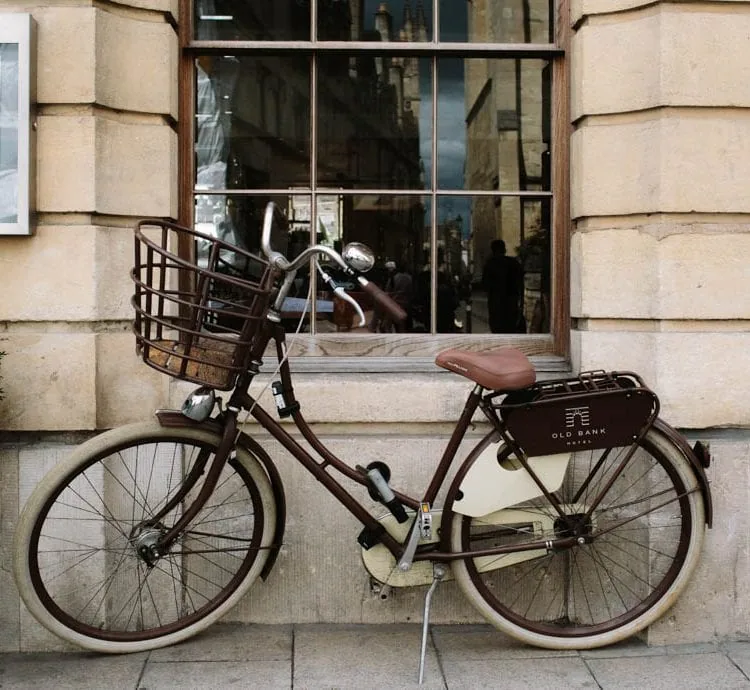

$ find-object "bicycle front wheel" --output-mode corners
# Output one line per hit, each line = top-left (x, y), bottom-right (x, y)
(449, 428), (705, 649)
(14, 421), (277, 653)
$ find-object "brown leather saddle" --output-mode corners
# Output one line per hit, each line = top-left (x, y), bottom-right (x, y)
(435, 348), (536, 391)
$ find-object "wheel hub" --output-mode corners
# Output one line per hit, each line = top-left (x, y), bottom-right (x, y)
(553, 512), (594, 544)
(131, 524), (166, 567)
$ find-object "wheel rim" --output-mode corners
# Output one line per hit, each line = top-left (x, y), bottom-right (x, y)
(459, 438), (694, 637)
(27, 436), (264, 642)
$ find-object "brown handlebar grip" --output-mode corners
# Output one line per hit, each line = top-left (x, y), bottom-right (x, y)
(360, 279), (407, 324)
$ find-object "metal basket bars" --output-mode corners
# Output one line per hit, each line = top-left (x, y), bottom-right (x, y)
(132, 219), (275, 390)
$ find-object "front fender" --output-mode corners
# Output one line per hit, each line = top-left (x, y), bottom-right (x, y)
(155, 410), (287, 579)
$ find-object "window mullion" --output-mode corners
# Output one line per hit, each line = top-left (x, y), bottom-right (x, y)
(310, 51), (319, 334)
(430, 53), (438, 335)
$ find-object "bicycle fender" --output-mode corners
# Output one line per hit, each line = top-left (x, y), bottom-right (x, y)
(155, 410), (287, 579)
(651, 418), (713, 528)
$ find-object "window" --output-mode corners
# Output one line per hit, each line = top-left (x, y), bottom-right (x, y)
(181, 0), (569, 358)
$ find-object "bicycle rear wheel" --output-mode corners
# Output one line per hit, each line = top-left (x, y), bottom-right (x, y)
(14, 421), (276, 653)
(449, 428), (705, 649)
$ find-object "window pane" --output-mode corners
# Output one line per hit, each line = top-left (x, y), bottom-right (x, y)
(464, 196), (551, 334)
(194, 193), (310, 333)
(440, 0), (553, 44)
(194, 0), (309, 40)
(195, 56), (310, 191)
(319, 0), (432, 42)
(194, 193), (292, 258)
(326, 194), (429, 334)
(438, 58), (551, 192)
(317, 55), (432, 190)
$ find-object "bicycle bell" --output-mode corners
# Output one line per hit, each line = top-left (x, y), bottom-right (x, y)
(342, 242), (375, 273)
(181, 386), (216, 422)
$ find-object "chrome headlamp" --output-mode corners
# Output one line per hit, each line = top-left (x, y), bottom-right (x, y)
(181, 386), (216, 422)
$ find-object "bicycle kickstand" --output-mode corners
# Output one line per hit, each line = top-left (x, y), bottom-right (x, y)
(418, 562), (448, 685)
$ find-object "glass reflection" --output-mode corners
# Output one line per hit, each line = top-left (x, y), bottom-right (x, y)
(195, 56), (310, 192)
(194, 0), (310, 40)
(270, 194), (430, 334)
(440, 0), (552, 43)
(317, 55), (431, 189)
(319, 0), (432, 42)
(193, 193), (292, 258)
(344, 194), (428, 334)
(461, 196), (551, 334)
(438, 58), (551, 192)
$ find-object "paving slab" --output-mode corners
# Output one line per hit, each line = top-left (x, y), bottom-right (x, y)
(586, 651), (750, 689)
(138, 660), (290, 689)
(442, 657), (598, 689)
(148, 623), (292, 663)
(292, 624), (444, 690)
(0, 651), (147, 690)
(2, 624), (749, 690)
(580, 638), (670, 659)
(432, 624), (578, 660)
(723, 641), (750, 677)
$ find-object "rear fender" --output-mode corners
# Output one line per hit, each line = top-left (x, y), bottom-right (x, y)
(652, 418), (713, 528)
(155, 410), (287, 579)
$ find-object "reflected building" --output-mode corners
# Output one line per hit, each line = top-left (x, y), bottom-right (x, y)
(195, 0), (427, 275)
(464, 0), (552, 332)
(317, 1), (427, 270)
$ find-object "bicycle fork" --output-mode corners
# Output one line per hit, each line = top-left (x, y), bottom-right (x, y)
(132, 411), (239, 566)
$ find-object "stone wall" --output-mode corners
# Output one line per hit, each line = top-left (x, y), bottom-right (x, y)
(0, 2), (177, 432)
(570, 0), (750, 644)
(0, 0), (177, 650)
(570, 0), (750, 426)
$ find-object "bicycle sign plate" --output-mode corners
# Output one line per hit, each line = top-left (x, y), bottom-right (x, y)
(502, 388), (658, 456)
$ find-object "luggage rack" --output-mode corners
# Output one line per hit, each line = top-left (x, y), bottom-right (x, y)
(488, 370), (652, 408)
(488, 371), (660, 457)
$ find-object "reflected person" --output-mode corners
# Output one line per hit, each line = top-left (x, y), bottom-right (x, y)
(481, 239), (525, 333)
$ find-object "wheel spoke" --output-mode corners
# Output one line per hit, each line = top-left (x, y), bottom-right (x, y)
(23, 429), (271, 645)
(453, 432), (701, 643)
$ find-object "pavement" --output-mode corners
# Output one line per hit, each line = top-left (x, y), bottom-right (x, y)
(2, 623), (750, 689)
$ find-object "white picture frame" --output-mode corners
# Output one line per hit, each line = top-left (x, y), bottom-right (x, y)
(0, 13), (35, 236)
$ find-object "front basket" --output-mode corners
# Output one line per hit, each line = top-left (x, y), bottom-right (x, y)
(131, 219), (275, 390)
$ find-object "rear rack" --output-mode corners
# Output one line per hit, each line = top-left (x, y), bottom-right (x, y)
(489, 371), (659, 457)
(489, 370), (649, 407)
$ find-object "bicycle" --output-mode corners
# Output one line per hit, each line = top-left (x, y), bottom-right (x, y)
(13, 202), (712, 682)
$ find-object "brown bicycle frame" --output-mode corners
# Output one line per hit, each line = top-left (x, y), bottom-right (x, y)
(159, 313), (685, 566)
(155, 317), (582, 566)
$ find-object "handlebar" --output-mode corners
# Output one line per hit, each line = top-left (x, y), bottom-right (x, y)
(261, 201), (407, 327)
(358, 278), (408, 324)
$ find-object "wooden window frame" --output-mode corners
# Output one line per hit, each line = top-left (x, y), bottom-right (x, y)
(178, 0), (571, 365)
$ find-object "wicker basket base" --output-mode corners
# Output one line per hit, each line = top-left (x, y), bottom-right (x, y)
(146, 338), (238, 389)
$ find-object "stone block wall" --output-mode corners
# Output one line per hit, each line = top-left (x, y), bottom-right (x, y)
(570, 0), (750, 426)
(0, 0), (178, 650)
(570, 0), (750, 644)
(0, 2), (177, 433)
